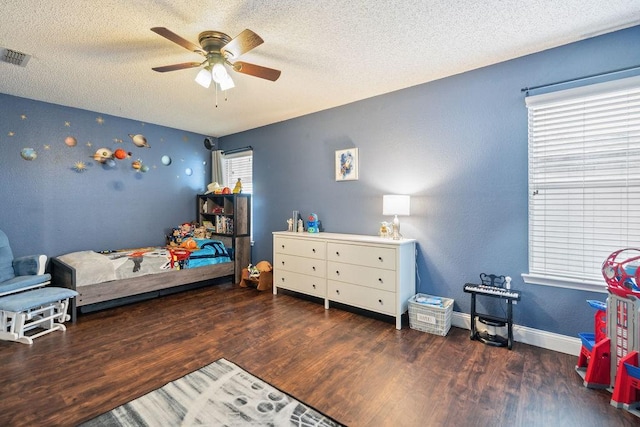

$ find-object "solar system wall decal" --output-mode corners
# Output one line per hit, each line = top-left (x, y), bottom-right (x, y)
(8, 111), (193, 180)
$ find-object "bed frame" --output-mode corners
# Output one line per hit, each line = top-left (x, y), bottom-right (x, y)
(51, 257), (234, 321)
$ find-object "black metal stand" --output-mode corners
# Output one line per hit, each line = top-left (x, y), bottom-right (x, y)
(464, 273), (521, 350)
(469, 292), (516, 349)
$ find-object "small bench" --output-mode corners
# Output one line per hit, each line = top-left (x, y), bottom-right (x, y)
(0, 287), (78, 344)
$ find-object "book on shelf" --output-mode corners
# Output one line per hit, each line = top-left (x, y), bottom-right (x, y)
(214, 216), (234, 234)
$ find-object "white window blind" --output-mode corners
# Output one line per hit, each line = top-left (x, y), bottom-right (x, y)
(223, 151), (253, 194)
(524, 75), (640, 291)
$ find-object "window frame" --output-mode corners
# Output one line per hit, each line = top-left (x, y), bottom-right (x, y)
(523, 75), (640, 293)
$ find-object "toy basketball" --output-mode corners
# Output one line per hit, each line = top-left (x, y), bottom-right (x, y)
(602, 248), (640, 298)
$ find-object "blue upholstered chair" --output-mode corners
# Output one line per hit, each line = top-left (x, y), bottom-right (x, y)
(0, 229), (78, 344)
(0, 229), (51, 296)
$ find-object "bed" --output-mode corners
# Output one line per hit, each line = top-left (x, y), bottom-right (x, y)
(51, 239), (235, 321)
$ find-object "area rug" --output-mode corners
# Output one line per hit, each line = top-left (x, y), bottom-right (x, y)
(81, 358), (344, 426)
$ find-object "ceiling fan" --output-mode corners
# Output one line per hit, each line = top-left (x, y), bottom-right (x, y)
(150, 27), (281, 90)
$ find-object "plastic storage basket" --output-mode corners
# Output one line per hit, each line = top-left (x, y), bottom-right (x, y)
(408, 293), (454, 336)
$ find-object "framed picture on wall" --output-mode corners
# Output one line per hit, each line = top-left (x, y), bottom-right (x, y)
(335, 148), (359, 181)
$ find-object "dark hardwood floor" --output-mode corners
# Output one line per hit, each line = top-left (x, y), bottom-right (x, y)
(0, 282), (636, 426)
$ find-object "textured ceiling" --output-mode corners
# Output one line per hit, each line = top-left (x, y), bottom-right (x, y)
(1, 1), (639, 137)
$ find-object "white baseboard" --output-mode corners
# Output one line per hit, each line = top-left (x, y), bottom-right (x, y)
(451, 311), (582, 356)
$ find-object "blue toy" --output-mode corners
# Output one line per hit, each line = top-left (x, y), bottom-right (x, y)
(307, 213), (320, 233)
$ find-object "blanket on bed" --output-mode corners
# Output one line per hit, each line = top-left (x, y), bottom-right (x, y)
(57, 239), (231, 287)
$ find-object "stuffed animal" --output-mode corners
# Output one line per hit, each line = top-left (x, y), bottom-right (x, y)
(256, 260), (273, 272)
(180, 238), (198, 250)
(193, 226), (206, 239)
(247, 260), (273, 278)
(179, 222), (193, 237)
(167, 228), (183, 247)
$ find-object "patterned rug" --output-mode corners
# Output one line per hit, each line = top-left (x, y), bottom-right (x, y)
(81, 358), (343, 427)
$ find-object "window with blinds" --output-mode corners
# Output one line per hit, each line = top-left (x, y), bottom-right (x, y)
(523, 75), (640, 292)
(224, 151), (253, 194)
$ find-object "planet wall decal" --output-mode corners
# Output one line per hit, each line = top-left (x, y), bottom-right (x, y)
(161, 155), (171, 166)
(129, 134), (150, 148)
(64, 136), (77, 147)
(114, 148), (131, 160)
(20, 147), (37, 160)
(92, 148), (114, 163)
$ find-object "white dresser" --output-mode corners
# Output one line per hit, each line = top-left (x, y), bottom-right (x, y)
(273, 231), (416, 329)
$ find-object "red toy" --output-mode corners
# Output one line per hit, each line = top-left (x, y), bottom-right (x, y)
(576, 300), (610, 388)
(602, 248), (640, 298)
(611, 351), (640, 416)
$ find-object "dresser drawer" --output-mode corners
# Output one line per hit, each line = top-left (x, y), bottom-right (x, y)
(274, 270), (326, 298)
(274, 236), (326, 259)
(275, 253), (326, 278)
(328, 280), (395, 316)
(327, 242), (396, 270)
(327, 261), (396, 292)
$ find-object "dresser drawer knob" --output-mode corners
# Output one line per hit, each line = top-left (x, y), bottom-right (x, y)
(378, 256), (383, 262)
(280, 277), (285, 282)
(335, 251), (340, 256)
(335, 270), (340, 276)
(312, 284), (316, 289)
(281, 244), (285, 249)
(378, 299), (383, 305)
(378, 278), (383, 283)
(312, 266), (316, 271)
(281, 261), (285, 266)
(336, 290), (340, 295)
(312, 248), (316, 253)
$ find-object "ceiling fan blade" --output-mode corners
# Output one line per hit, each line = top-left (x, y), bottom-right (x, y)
(221, 29), (263, 58)
(232, 61), (281, 81)
(152, 62), (202, 72)
(151, 27), (203, 54)
(233, 61), (280, 82)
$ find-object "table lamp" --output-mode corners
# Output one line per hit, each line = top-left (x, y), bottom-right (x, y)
(383, 195), (410, 240)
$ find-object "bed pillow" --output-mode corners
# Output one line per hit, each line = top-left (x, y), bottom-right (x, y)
(57, 251), (117, 287)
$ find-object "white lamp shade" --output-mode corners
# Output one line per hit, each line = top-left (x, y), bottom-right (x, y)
(212, 63), (229, 83)
(195, 68), (212, 88)
(219, 73), (235, 91)
(383, 195), (410, 216)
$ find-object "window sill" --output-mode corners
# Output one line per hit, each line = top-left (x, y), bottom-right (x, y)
(521, 273), (608, 294)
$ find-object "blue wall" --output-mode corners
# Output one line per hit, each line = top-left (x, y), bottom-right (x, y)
(219, 25), (640, 337)
(0, 95), (212, 257)
(1, 26), (638, 337)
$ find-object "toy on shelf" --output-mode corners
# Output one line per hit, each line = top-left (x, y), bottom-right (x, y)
(205, 182), (222, 194)
(307, 213), (319, 233)
(575, 300), (610, 388)
(233, 178), (242, 194)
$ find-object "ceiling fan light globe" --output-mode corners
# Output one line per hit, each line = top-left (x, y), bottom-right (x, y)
(195, 68), (212, 88)
(211, 63), (229, 83)
(219, 74), (235, 91)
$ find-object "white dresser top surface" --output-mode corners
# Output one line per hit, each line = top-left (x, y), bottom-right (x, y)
(273, 231), (416, 246)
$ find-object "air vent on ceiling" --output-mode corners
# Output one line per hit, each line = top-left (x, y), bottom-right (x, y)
(1, 47), (31, 67)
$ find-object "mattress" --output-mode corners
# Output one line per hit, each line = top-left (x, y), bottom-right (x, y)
(57, 239), (231, 287)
